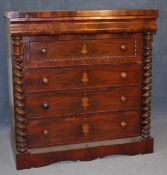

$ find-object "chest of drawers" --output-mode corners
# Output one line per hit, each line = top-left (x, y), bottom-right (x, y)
(5, 10), (158, 169)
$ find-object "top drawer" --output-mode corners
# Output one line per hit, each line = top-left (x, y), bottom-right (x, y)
(26, 34), (142, 67)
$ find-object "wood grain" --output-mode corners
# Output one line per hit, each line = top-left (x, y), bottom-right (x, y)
(30, 37), (136, 61)
(24, 64), (141, 93)
(15, 138), (153, 170)
(27, 110), (140, 148)
(5, 10), (159, 36)
(5, 9), (158, 170)
(141, 32), (153, 138)
(12, 36), (28, 153)
(25, 33), (142, 67)
(26, 86), (141, 118)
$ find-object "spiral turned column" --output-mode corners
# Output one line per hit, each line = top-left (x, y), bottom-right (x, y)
(13, 36), (28, 153)
(141, 32), (153, 138)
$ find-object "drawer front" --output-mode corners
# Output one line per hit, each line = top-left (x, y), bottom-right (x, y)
(30, 38), (135, 60)
(27, 110), (141, 148)
(25, 64), (141, 93)
(26, 33), (142, 67)
(26, 86), (141, 117)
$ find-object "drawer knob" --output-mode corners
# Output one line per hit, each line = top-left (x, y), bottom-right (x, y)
(43, 129), (49, 136)
(81, 43), (88, 55)
(82, 122), (90, 137)
(121, 44), (128, 51)
(42, 103), (50, 110)
(42, 77), (49, 85)
(41, 48), (47, 55)
(81, 71), (89, 85)
(121, 72), (128, 79)
(120, 121), (128, 128)
(81, 93), (90, 111)
(121, 96), (127, 103)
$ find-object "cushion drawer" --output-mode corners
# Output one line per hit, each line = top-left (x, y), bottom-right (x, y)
(25, 64), (141, 93)
(27, 33), (142, 67)
(30, 38), (135, 60)
(27, 110), (140, 148)
(26, 86), (141, 118)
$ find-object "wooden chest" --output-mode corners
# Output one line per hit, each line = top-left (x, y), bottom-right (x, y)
(5, 10), (159, 169)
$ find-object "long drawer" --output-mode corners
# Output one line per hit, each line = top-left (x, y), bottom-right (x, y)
(30, 36), (136, 61)
(24, 64), (141, 93)
(26, 86), (141, 118)
(27, 110), (141, 148)
(26, 33), (142, 68)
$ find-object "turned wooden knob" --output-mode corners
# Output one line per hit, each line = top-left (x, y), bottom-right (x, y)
(42, 77), (49, 85)
(42, 103), (50, 110)
(120, 121), (128, 128)
(121, 96), (127, 103)
(121, 72), (128, 79)
(121, 44), (128, 51)
(41, 48), (47, 55)
(43, 129), (49, 136)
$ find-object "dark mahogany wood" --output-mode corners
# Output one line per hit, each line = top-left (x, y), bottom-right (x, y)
(26, 86), (141, 117)
(25, 33), (142, 68)
(5, 10), (158, 169)
(30, 36), (135, 60)
(5, 10), (159, 36)
(24, 64), (141, 93)
(6, 10), (158, 18)
(27, 110), (140, 148)
(15, 138), (153, 170)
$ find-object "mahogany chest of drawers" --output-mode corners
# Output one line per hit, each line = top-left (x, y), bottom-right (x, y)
(5, 10), (158, 169)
